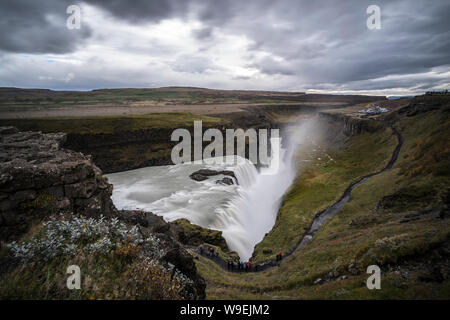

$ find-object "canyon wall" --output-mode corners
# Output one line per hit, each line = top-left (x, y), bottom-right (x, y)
(318, 112), (384, 136)
(63, 112), (274, 174)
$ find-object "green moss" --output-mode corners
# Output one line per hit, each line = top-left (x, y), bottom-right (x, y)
(170, 219), (229, 252)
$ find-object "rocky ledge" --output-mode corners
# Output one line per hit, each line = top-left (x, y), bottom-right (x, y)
(0, 126), (115, 241)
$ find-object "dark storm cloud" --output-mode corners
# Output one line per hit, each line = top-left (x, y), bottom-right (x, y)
(86, 0), (449, 89)
(0, 0), (449, 93)
(85, 0), (189, 22)
(0, 0), (92, 54)
(220, 0), (450, 86)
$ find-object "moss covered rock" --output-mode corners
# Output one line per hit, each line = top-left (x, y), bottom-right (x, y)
(170, 219), (229, 252)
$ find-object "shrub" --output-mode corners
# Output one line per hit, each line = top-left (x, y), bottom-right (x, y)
(7, 215), (145, 263)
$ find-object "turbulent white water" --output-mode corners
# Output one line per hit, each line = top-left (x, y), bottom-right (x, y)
(107, 120), (316, 261)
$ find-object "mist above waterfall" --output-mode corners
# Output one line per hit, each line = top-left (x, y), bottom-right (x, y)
(107, 118), (322, 261)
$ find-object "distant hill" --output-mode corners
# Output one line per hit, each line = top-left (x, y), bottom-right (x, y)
(0, 86), (385, 107)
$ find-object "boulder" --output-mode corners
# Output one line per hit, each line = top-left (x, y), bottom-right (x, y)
(117, 210), (171, 234)
(189, 169), (238, 184)
(170, 218), (229, 252)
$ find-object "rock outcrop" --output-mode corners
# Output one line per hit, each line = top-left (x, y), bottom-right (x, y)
(145, 232), (206, 299)
(0, 127), (115, 241)
(189, 169), (237, 183)
(169, 218), (229, 252)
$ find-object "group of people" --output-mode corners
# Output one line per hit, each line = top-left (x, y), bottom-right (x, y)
(198, 244), (284, 272)
(227, 260), (258, 272)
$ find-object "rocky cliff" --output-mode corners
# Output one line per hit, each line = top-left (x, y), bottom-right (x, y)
(318, 112), (384, 136)
(62, 118), (267, 174)
(0, 126), (115, 241)
(0, 127), (205, 299)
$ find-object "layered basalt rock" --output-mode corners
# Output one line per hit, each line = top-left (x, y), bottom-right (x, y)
(0, 126), (115, 241)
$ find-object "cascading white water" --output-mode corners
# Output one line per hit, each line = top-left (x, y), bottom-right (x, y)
(106, 119), (318, 261)
(211, 138), (296, 260)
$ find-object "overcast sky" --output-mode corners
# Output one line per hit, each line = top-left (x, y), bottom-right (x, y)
(0, 0), (449, 95)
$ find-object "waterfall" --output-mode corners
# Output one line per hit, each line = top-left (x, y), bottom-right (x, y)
(213, 138), (297, 261)
(107, 119), (318, 262)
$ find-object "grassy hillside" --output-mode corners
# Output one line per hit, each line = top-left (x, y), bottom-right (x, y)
(195, 96), (450, 299)
(251, 123), (398, 263)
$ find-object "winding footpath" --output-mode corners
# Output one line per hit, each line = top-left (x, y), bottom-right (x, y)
(190, 122), (403, 273)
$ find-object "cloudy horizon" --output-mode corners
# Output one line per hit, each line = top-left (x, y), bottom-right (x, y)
(0, 0), (449, 96)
